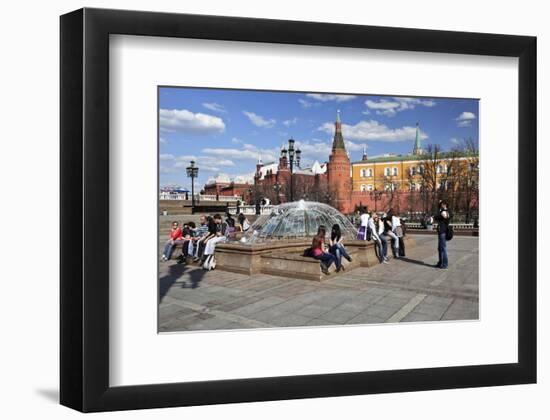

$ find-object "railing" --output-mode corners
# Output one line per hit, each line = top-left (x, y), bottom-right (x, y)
(227, 205), (275, 215)
(159, 193), (241, 202)
(406, 222), (476, 230)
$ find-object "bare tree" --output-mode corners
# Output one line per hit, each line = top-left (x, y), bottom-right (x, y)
(456, 138), (479, 223)
(419, 144), (443, 213)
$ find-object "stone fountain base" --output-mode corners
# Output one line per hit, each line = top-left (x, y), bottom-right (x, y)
(215, 237), (415, 281)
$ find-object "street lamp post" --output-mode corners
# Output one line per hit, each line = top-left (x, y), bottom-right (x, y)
(273, 182), (282, 204)
(286, 138), (301, 202)
(186, 160), (199, 214)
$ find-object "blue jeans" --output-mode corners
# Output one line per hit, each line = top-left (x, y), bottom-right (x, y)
(377, 234), (389, 260)
(438, 233), (448, 268)
(163, 239), (181, 259)
(330, 244), (350, 269)
(314, 252), (336, 269)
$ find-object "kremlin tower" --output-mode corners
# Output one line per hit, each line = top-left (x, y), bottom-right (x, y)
(327, 110), (352, 213)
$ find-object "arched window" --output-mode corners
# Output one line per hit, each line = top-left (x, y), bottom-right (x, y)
(367, 168), (373, 177)
(360, 184), (367, 192)
(410, 183), (416, 191)
(437, 164), (443, 174)
(392, 167), (398, 176)
(367, 184), (374, 191)
(360, 169), (367, 177)
(384, 167), (391, 176)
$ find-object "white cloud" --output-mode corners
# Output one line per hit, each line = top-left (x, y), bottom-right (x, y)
(318, 119), (428, 143)
(306, 94), (357, 102)
(365, 97), (436, 117)
(243, 111), (276, 128)
(202, 102), (226, 113)
(160, 154), (235, 174)
(450, 138), (461, 145)
(298, 98), (319, 109)
(283, 117), (298, 127)
(345, 140), (365, 152)
(159, 109), (225, 134)
(455, 111), (476, 127)
(231, 137), (244, 144)
(202, 145), (278, 163)
(160, 166), (179, 174)
(159, 137), (167, 144)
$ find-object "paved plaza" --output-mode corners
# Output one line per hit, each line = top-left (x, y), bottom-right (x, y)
(159, 235), (479, 332)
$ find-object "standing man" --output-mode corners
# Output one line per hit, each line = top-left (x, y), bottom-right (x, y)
(434, 200), (452, 269)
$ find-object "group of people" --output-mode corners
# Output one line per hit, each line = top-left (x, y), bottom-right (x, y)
(307, 224), (352, 274)
(358, 207), (405, 264)
(162, 201), (453, 273)
(357, 200), (452, 269)
(161, 212), (251, 270)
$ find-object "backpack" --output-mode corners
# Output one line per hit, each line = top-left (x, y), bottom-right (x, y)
(445, 225), (454, 241)
(366, 226), (373, 241)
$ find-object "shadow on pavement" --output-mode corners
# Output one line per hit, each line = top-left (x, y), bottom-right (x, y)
(398, 256), (437, 268)
(159, 260), (208, 302)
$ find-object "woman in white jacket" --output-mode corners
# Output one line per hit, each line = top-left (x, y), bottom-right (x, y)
(368, 212), (388, 263)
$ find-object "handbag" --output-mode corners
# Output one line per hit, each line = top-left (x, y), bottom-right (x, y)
(445, 225), (454, 241)
(356, 225), (367, 240)
(395, 225), (404, 238)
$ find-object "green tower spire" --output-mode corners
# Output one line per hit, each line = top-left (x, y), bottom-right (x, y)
(413, 122), (422, 155)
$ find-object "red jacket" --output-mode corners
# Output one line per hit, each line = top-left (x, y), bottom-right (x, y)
(170, 227), (183, 241)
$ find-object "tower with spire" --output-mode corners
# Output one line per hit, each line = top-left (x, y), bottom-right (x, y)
(362, 144), (368, 161)
(412, 122), (423, 155)
(327, 110), (352, 213)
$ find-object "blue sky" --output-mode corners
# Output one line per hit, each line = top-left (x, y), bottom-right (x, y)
(159, 87), (479, 189)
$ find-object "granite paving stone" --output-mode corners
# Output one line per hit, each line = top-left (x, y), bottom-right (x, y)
(158, 235), (479, 331)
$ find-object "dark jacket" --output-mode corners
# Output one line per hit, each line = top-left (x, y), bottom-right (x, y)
(435, 208), (452, 234)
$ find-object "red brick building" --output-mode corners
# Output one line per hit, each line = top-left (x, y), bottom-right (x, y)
(253, 110), (352, 214)
(202, 173), (253, 200)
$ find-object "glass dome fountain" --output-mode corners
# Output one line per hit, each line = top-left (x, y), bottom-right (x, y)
(238, 200), (357, 244)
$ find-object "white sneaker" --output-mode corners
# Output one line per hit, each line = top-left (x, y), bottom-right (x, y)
(382, 260), (389, 264)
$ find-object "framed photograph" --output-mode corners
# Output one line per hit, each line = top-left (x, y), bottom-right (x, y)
(60, 8), (536, 412)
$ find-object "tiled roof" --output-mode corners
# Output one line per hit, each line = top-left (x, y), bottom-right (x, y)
(352, 151), (477, 164)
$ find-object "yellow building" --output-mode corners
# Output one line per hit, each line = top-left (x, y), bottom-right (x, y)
(351, 124), (478, 194)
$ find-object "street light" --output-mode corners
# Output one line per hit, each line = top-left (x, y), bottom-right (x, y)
(186, 160), (199, 214)
(286, 138), (301, 201)
(248, 187), (261, 215)
(273, 182), (282, 204)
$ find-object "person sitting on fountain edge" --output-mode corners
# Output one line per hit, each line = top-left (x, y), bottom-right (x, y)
(329, 224), (352, 271)
(161, 221), (184, 262)
(311, 225), (337, 274)
(368, 212), (389, 264)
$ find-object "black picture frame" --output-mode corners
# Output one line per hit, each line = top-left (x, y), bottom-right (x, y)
(60, 7), (537, 412)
